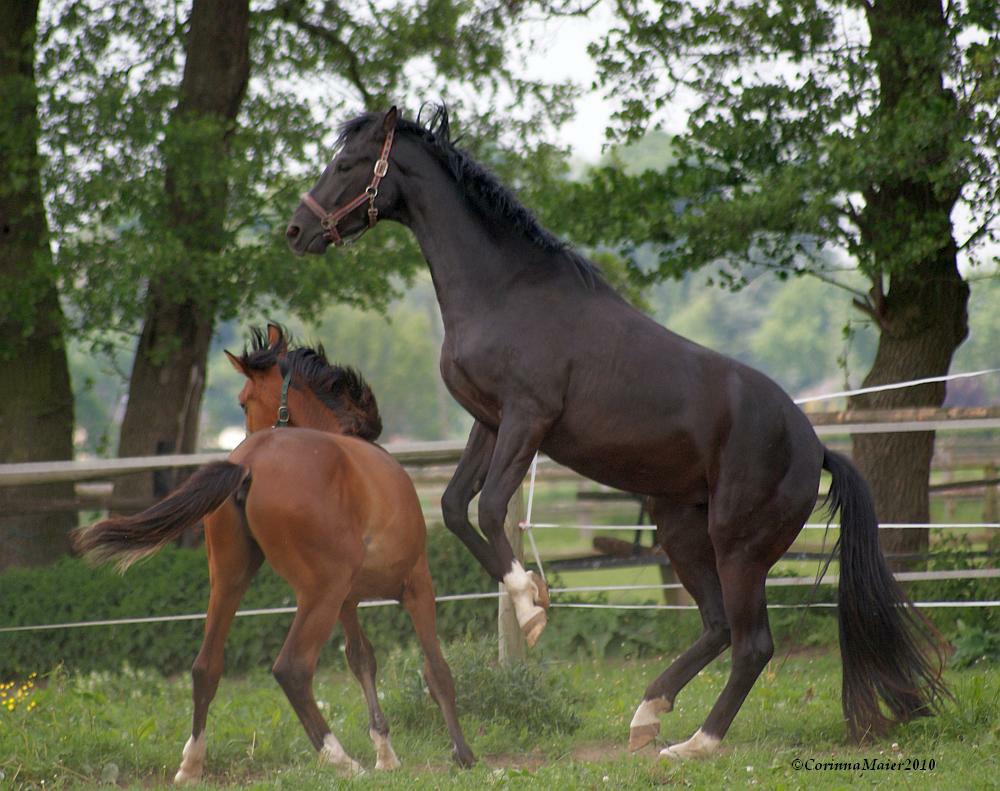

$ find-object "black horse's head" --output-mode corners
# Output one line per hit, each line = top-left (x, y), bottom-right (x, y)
(286, 106), (400, 255)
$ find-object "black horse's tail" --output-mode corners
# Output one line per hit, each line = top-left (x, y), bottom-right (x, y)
(823, 448), (951, 741)
(74, 461), (249, 572)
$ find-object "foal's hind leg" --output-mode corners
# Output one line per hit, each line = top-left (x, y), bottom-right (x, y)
(340, 603), (400, 770)
(175, 504), (263, 785)
(402, 556), (475, 767)
(630, 503), (730, 752)
(272, 571), (363, 776)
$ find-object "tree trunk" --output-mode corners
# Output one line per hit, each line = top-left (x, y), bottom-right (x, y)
(0, 0), (77, 569)
(115, 0), (250, 505)
(850, 262), (969, 570)
(852, 0), (969, 570)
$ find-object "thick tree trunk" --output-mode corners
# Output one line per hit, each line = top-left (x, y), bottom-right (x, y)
(115, 0), (249, 505)
(852, 0), (969, 570)
(0, 0), (76, 569)
(850, 262), (969, 569)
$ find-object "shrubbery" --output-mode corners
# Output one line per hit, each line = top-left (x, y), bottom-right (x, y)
(0, 526), (495, 678)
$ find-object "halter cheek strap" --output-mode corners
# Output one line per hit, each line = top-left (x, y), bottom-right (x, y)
(275, 369), (291, 428)
(300, 125), (396, 247)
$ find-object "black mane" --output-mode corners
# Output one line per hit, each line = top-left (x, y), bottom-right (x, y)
(241, 326), (382, 441)
(337, 106), (601, 285)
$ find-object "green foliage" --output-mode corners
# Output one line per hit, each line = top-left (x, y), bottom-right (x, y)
(0, 526), (494, 678)
(577, 1), (998, 302)
(386, 640), (581, 743)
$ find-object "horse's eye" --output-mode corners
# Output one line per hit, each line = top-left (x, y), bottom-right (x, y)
(240, 402), (247, 413)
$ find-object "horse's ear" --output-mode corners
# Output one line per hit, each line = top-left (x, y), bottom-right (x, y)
(266, 323), (288, 357)
(382, 106), (398, 135)
(225, 349), (249, 377)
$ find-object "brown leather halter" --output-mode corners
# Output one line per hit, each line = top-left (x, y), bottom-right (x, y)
(299, 126), (396, 247)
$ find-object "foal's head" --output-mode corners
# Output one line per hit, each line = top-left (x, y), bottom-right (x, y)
(225, 324), (382, 440)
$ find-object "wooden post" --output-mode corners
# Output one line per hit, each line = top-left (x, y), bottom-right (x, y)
(985, 462), (998, 523)
(498, 483), (527, 665)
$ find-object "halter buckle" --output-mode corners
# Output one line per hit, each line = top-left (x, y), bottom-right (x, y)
(373, 159), (389, 177)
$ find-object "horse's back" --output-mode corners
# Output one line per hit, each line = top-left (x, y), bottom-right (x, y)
(229, 428), (427, 598)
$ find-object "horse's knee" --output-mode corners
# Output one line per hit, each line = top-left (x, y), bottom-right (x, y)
(440, 485), (470, 531)
(272, 658), (311, 696)
(732, 631), (773, 672)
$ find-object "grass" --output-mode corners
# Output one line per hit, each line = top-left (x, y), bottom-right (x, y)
(1, 641), (997, 789)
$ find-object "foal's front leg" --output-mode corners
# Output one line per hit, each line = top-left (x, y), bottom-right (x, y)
(477, 412), (552, 646)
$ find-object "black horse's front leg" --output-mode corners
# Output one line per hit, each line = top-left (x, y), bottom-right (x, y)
(476, 411), (552, 646)
(440, 420), (504, 579)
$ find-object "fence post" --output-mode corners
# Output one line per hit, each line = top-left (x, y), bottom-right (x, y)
(498, 482), (527, 665)
(985, 462), (998, 523)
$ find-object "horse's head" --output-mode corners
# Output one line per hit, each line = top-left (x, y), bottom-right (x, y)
(226, 324), (382, 440)
(226, 324), (294, 433)
(286, 106), (400, 254)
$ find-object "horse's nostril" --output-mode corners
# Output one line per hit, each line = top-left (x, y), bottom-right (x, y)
(286, 224), (301, 239)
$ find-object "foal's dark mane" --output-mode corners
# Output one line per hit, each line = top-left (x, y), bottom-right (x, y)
(241, 326), (382, 441)
(337, 106), (601, 286)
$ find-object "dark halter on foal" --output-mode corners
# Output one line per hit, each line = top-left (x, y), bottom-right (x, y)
(299, 125), (396, 247)
(275, 369), (291, 428)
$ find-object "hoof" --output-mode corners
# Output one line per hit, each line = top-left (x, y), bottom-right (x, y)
(173, 769), (201, 786)
(375, 755), (401, 771)
(658, 729), (720, 760)
(521, 609), (547, 647)
(528, 570), (550, 610)
(453, 745), (476, 768)
(629, 722), (660, 752)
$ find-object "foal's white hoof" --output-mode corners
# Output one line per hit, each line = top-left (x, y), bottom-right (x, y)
(173, 768), (202, 786)
(174, 735), (205, 785)
(658, 729), (720, 760)
(371, 728), (402, 771)
(527, 570), (550, 610)
(320, 734), (365, 777)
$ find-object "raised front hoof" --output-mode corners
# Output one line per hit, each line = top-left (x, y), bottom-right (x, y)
(528, 570), (551, 610)
(628, 722), (660, 752)
(521, 608), (547, 647)
(658, 730), (721, 761)
(453, 744), (476, 768)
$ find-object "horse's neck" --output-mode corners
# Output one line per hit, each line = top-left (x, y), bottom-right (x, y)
(293, 394), (347, 435)
(398, 165), (526, 332)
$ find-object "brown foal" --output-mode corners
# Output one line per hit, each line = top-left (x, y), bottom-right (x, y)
(75, 325), (474, 782)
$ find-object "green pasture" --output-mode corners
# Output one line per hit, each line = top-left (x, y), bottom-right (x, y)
(1, 643), (996, 790)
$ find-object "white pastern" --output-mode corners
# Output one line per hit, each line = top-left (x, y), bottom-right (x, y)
(320, 732), (364, 776)
(502, 561), (545, 629)
(658, 729), (721, 760)
(630, 697), (672, 730)
(173, 733), (206, 785)
(370, 729), (401, 771)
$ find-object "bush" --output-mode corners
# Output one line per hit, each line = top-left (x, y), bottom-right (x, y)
(0, 526), (494, 678)
(385, 639), (581, 743)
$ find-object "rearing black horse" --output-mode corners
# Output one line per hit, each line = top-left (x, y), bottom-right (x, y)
(286, 106), (949, 757)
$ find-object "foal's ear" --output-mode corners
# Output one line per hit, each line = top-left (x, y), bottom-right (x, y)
(382, 106), (398, 135)
(266, 323), (288, 357)
(225, 349), (249, 377)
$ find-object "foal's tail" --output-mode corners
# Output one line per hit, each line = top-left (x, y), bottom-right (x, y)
(74, 461), (249, 572)
(822, 448), (951, 741)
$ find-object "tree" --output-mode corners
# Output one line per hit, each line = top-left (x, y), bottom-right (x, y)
(577, 0), (999, 565)
(39, 0), (575, 500)
(0, 0), (75, 569)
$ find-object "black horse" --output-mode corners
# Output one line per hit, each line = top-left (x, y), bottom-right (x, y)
(286, 106), (949, 757)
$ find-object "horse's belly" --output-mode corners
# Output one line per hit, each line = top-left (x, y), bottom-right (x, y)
(541, 430), (710, 503)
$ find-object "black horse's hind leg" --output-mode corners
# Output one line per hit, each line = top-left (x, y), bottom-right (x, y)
(440, 419), (503, 579)
(630, 503), (730, 751)
(660, 556), (772, 759)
